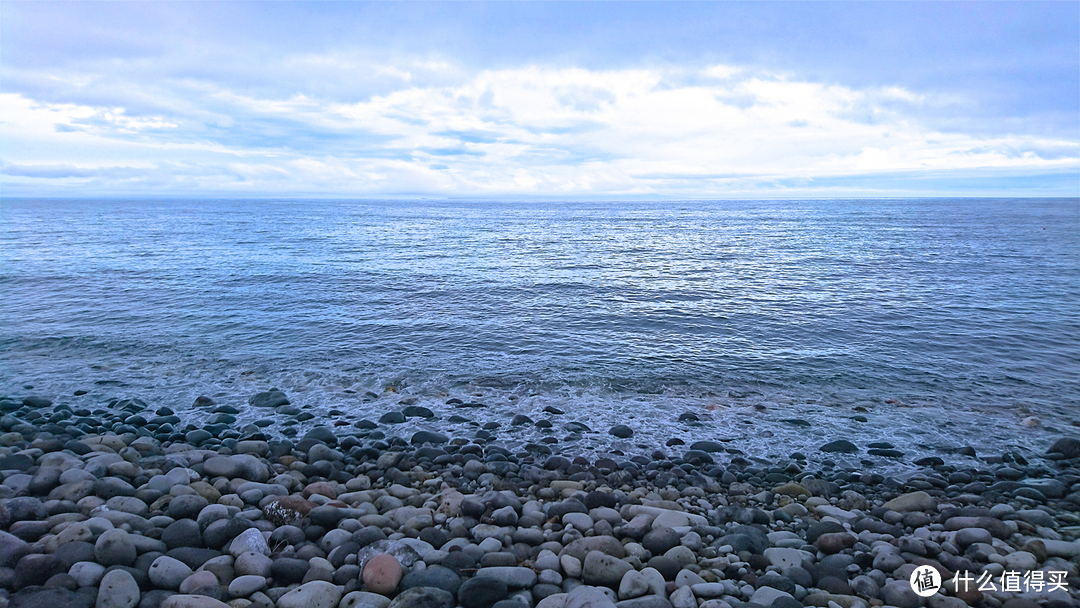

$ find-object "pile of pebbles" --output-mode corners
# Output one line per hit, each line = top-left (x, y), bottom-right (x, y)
(1, 392), (1079, 608)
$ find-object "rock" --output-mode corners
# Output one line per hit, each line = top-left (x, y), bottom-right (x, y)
(178, 570), (222, 598)
(340, 591), (392, 608)
(275, 581), (343, 608)
(617, 570), (650, 600)
(1048, 437), (1080, 458)
(819, 440), (857, 453)
(379, 412), (406, 424)
(363, 553), (403, 595)
(615, 598), (673, 608)
(400, 565), (462, 596)
(8, 587), (95, 608)
(97, 568), (141, 608)
(458, 577), (509, 608)
(233, 551), (272, 577)
(386, 587), (455, 608)
(262, 495), (316, 525)
(203, 455), (269, 482)
(942, 516), (1011, 539)
(749, 586), (795, 607)
(609, 425), (633, 439)
(642, 528), (680, 555)
(248, 390), (289, 409)
(70, 561), (107, 587)
(764, 548), (812, 570)
(411, 431), (448, 445)
(148, 556), (193, 590)
(228, 528), (269, 557)
(162, 519), (203, 549)
(561, 537), (626, 562)
(474, 567), (538, 588)
(883, 491), (935, 512)
(1003, 551), (1038, 572)
(13, 554), (65, 590)
(227, 574), (266, 598)
(881, 580), (921, 608)
(561, 555), (583, 579)
(566, 585), (618, 608)
(160, 596), (230, 608)
(0, 530), (30, 568)
(814, 532), (856, 554)
(167, 495), (209, 520)
(1041, 539), (1080, 558)
(954, 527), (992, 548)
(772, 483), (811, 498)
(270, 557), (310, 584)
(95, 529), (137, 566)
(582, 551), (633, 589)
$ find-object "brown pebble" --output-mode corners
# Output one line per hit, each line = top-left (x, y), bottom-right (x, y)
(302, 482), (337, 500)
(362, 553), (402, 596)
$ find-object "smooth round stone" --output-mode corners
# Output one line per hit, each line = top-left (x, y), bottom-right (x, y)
(1003, 551), (1038, 572)
(560, 555), (582, 579)
(97, 568), (141, 608)
(340, 591), (392, 608)
(270, 557), (310, 584)
(229, 528), (270, 557)
(815, 532), (857, 554)
(954, 527), (993, 548)
(178, 571), (220, 595)
(478, 537), (503, 553)
(480, 552), (519, 567)
(642, 527), (680, 556)
(618, 570), (650, 600)
(563, 513), (593, 531)
(872, 551), (906, 573)
(749, 586), (795, 607)
(148, 556), (193, 590)
(386, 587), (454, 608)
(168, 495), (209, 520)
(13, 554), (65, 590)
(69, 561), (106, 587)
(161, 519), (203, 550)
(363, 553), (403, 595)
(95, 529), (137, 567)
(458, 577), (509, 608)
(582, 551), (633, 588)
(474, 567), (538, 588)
(159, 595), (231, 608)
(234, 551), (273, 577)
(881, 580), (921, 608)
(400, 565), (462, 596)
(275, 581), (344, 608)
(228, 574), (267, 598)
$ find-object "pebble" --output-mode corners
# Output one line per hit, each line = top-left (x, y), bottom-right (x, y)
(147, 555), (193, 590)
(582, 551), (633, 588)
(96, 568), (140, 608)
(275, 581), (343, 608)
(363, 553), (404, 595)
(0, 398), (1078, 608)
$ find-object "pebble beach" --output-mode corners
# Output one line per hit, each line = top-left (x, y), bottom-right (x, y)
(1, 390), (1078, 608)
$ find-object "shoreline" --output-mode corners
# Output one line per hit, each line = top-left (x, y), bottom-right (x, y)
(1, 392), (1078, 608)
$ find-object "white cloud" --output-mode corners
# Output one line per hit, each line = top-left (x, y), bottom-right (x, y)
(2, 63), (1076, 197)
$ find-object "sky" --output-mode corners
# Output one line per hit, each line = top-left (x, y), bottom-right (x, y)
(1, 1), (1078, 199)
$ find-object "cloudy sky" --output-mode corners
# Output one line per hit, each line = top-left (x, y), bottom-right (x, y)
(1, 2), (1077, 198)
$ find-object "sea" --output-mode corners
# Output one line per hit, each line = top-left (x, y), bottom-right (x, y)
(2, 198), (1078, 472)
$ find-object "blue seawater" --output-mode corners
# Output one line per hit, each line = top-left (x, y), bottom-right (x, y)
(1, 198), (1077, 468)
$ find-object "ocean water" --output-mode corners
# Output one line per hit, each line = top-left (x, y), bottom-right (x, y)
(1, 198), (1078, 470)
